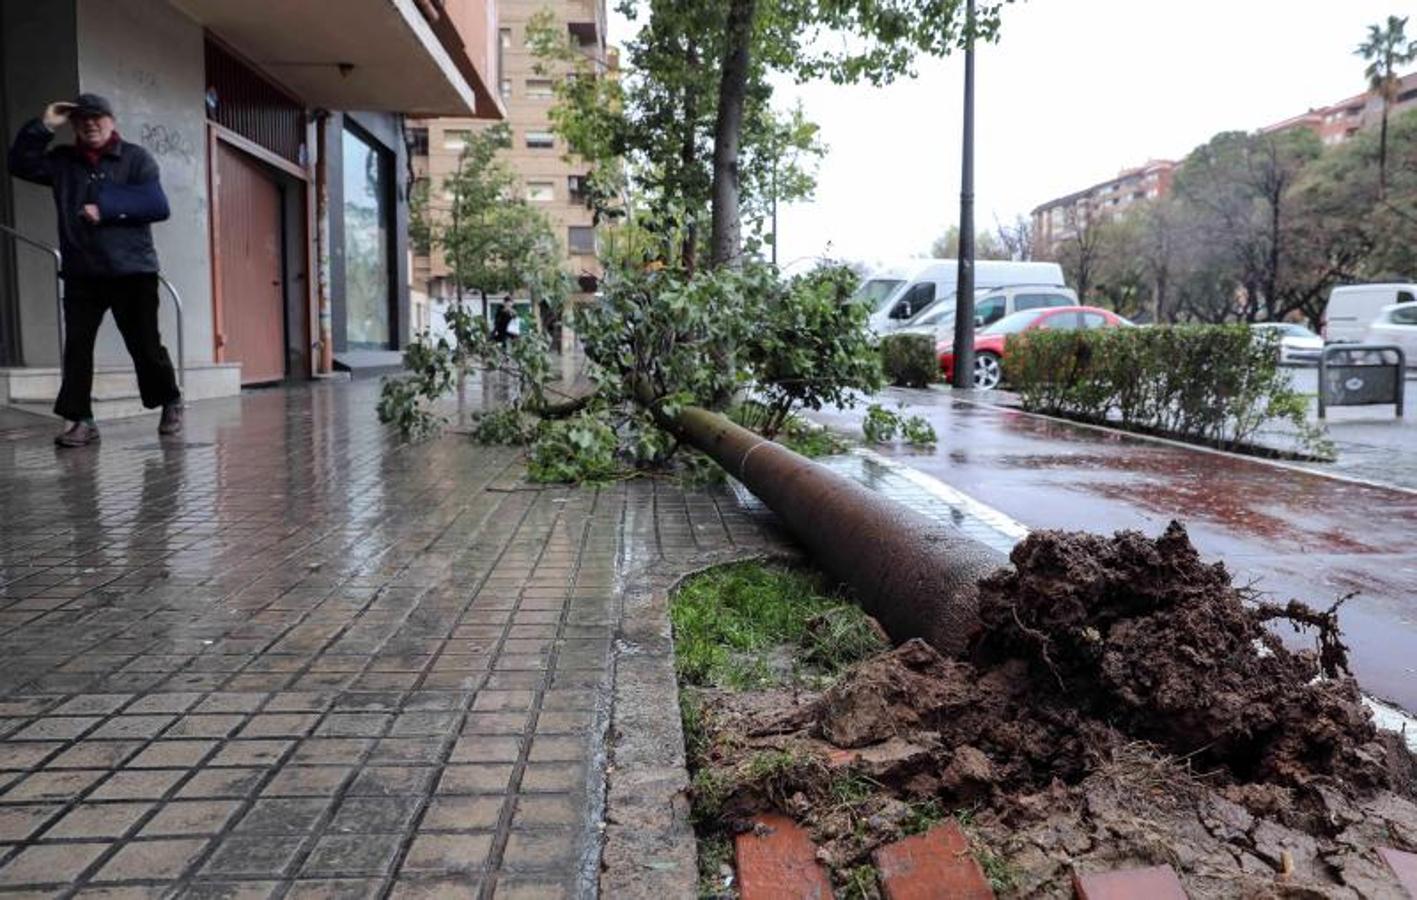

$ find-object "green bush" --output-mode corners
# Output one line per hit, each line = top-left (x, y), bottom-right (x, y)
(879, 333), (938, 388)
(1007, 325), (1329, 456)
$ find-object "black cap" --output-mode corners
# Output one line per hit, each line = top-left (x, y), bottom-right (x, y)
(70, 93), (114, 119)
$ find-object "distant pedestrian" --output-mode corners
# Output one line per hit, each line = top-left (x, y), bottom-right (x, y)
(492, 295), (517, 346)
(7, 94), (182, 447)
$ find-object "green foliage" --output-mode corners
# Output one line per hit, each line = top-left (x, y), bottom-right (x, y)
(840, 865), (880, 900)
(526, 412), (622, 484)
(879, 333), (938, 388)
(670, 562), (884, 690)
(747, 264), (884, 435)
(862, 404), (937, 447)
(695, 831), (735, 899)
(1008, 325), (1331, 457)
(862, 403), (900, 443)
(900, 414), (938, 447)
(578, 262), (768, 417)
(778, 417), (849, 458)
(471, 408), (535, 445)
(376, 336), (456, 439)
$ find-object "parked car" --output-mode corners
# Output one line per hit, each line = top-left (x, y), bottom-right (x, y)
(937, 305), (1130, 390)
(894, 284), (1080, 340)
(851, 259), (1068, 335)
(1250, 322), (1323, 365)
(1363, 303), (1417, 367)
(1322, 283), (1417, 343)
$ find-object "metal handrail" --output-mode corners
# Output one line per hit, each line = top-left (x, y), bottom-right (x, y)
(0, 222), (185, 389)
(156, 274), (186, 389)
(0, 222), (64, 361)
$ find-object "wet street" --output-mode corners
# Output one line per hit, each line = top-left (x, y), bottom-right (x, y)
(0, 381), (778, 898)
(810, 390), (1417, 713)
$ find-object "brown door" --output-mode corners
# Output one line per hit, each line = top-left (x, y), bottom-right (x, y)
(215, 142), (285, 384)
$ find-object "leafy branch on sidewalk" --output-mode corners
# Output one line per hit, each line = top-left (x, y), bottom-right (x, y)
(378, 259), (884, 482)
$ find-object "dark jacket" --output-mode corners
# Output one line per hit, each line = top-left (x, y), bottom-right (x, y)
(7, 118), (169, 278)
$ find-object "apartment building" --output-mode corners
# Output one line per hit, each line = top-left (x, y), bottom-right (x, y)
(0, 0), (500, 415)
(409, 0), (608, 335)
(1031, 69), (1417, 258)
(1032, 159), (1177, 256)
(1263, 70), (1417, 146)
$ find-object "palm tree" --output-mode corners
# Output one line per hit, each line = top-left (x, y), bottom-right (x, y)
(1357, 15), (1417, 200)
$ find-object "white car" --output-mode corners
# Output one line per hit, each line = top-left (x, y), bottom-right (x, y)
(1364, 303), (1417, 367)
(1251, 322), (1323, 365)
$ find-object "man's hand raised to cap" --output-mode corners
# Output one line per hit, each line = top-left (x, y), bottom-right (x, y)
(42, 102), (74, 130)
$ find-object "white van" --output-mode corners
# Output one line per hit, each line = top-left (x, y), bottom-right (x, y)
(1322, 283), (1417, 343)
(853, 259), (1068, 334)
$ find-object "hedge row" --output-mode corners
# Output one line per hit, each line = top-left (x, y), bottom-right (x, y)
(879, 333), (938, 388)
(1006, 325), (1329, 455)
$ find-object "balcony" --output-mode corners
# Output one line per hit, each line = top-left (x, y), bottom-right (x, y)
(567, 0), (603, 47)
(170, 0), (500, 117)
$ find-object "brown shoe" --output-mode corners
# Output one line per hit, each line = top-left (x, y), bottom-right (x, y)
(55, 421), (100, 448)
(158, 402), (184, 436)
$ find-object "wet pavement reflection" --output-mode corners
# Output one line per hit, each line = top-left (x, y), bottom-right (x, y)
(0, 379), (780, 896)
(809, 389), (1417, 712)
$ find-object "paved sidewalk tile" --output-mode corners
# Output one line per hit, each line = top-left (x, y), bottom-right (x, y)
(0, 380), (779, 897)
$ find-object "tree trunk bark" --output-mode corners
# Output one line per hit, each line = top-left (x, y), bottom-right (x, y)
(1379, 102), (1390, 202)
(709, 0), (756, 269)
(681, 41), (701, 275)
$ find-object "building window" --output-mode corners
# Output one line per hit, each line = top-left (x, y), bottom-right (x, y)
(500, 79), (512, 99)
(500, 28), (512, 49)
(568, 226), (596, 255)
(443, 129), (471, 150)
(568, 175), (588, 203)
(343, 125), (393, 350)
(525, 131), (554, 149)
(526, 78), (554, 99)
(527, 181), (555, 202)
(407, 127), (429, 158)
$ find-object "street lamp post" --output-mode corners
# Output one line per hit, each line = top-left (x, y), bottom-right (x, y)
(950, 0), (976, 389)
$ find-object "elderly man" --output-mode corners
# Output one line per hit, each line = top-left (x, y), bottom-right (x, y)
(7, 93), (182, 447)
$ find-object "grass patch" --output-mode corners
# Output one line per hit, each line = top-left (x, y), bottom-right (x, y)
(696, 832), (735, 899)
(840, 864), (880, 899)
(671, 562), (886, 690)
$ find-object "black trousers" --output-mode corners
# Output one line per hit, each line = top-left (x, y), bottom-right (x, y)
(54, 273), (181, 421)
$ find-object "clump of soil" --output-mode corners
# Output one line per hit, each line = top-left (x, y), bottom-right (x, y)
(689, 522), (1417, 897)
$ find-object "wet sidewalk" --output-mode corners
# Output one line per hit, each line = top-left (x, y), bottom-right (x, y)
(0, 381), (783, 898)
(808, 389), (1417, 714)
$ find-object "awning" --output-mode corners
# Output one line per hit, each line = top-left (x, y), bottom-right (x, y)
(170, 0), (500, 118)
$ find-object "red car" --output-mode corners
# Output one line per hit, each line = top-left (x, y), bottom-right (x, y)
(937, 305), (1130, 389)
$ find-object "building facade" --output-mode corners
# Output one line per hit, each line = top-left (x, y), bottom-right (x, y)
(1262, 71), (1417, 146)
(1031, 159), (1177, 257)
(409, 0), (607, 335)
(0, 0), (500, 415)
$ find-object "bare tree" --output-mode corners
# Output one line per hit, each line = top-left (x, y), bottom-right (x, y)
(994, 214), (1035, 261)
(1054, 206), (1105, 302)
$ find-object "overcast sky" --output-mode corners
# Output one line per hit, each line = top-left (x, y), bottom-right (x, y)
(607, 0), (1413, 269)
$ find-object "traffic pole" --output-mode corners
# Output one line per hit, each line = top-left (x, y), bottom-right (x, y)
(950, 0), (976, 389)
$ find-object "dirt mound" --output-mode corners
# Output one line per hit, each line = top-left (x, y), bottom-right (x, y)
(690, 523), (1417, 895)
(973, 522), (1398, 791)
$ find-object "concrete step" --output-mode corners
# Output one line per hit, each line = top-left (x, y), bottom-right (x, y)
(0, 362), (241, 421)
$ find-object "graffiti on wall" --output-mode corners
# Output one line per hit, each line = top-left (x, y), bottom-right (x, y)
(139, 123), (196, 167)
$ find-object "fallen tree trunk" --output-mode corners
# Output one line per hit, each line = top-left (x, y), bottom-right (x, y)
(672, 406), (1004, 656)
